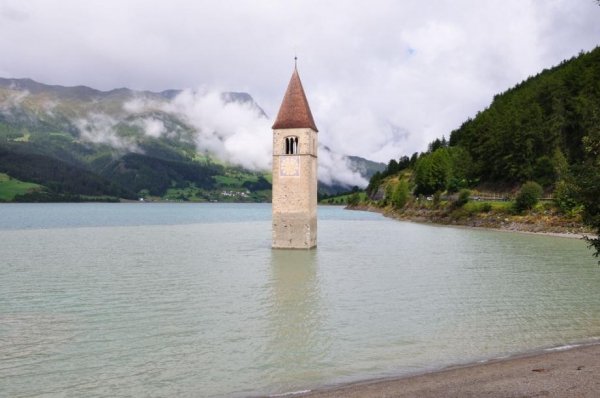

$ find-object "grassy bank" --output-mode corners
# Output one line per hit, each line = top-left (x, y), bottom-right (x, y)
(0, 173), (43, 201)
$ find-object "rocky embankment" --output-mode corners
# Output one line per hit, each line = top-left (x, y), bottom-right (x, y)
(349, 204), (594, 238)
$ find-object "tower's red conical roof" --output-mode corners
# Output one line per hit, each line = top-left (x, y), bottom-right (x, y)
(272, 67), (318, 132)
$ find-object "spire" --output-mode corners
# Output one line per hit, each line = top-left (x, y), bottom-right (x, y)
(272, 62), (318, 132)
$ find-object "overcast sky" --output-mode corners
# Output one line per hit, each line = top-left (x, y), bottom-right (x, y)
(1, 0), (599, 163)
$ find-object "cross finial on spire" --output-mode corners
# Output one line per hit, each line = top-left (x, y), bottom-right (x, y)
(294, 55), (297, 69)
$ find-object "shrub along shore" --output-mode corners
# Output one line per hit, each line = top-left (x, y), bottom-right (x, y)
(338, 175), (596, 241)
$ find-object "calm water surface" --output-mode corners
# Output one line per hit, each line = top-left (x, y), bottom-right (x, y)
(1, 203), (599, 397)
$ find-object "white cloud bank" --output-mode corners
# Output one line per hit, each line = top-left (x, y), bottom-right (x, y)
(124, 90), (368, 187)
(162, 90), (272, 171)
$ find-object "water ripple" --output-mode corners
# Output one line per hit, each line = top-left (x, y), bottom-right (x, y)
(1, 206), (599, 397)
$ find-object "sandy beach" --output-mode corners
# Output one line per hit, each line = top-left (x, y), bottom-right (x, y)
(295, 343), (600, 398)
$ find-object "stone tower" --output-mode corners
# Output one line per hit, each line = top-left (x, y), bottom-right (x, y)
(271, 64), (318, 249)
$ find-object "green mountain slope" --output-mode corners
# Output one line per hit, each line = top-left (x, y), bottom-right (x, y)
(0, 78), (267, 201)
(100, 153), (222, 196)
(0, 77), (378, 201)
(0, 146), (134, 201)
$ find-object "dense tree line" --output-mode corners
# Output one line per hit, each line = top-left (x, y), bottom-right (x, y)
(243, 176), (272, 191)
(576, 131), (600, 259)
(366, 154), (417, 196)
(101, 153), (223, 196)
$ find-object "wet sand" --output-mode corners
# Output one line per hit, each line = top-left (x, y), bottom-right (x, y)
(296, 343), (600, 398)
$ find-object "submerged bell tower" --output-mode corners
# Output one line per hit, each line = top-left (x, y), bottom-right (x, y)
(271, 61), (318, 249)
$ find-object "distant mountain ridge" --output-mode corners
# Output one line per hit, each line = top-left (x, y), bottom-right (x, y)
(0, 77), (380, 201)
(0, 77), (265, 112)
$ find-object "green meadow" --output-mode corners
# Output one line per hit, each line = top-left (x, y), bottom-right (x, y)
(0, 173), (43, 201)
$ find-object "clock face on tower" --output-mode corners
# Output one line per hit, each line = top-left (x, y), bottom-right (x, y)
(280, 156), (300, 176)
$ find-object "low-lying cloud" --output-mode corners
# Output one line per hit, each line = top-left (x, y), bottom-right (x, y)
(318, 148), (368, 187)
(162, 89), (273, 171)
(123, 89), (368, 187)
(0, 89), (29, 114)
(75, 113), (139, 152)
(133, 117), (166, 139)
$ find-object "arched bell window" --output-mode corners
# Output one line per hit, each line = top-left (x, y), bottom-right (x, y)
(285, 136), (299, 154)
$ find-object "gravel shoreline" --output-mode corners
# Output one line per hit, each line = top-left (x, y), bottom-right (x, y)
(291, 342), (600, 398)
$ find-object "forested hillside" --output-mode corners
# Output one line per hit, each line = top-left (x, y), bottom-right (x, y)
(363, 47), (600, 258)
(449, 47), (600, 185)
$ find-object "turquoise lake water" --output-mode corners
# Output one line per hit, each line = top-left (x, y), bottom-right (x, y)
(1, 203), (599, 397)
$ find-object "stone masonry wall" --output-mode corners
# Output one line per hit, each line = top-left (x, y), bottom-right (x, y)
(272, 127), (318, 249)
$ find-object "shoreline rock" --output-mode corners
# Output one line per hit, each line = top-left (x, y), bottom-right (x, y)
(347, 204), (596, 240)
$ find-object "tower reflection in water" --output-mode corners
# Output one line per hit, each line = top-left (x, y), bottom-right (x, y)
(266, 249), (331, 388)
